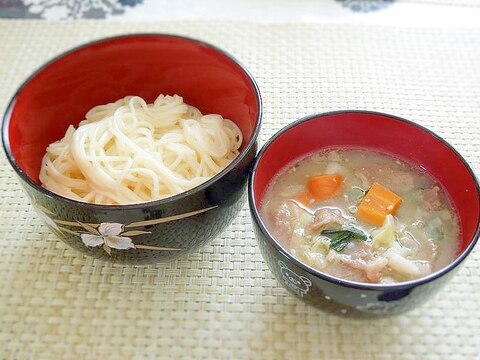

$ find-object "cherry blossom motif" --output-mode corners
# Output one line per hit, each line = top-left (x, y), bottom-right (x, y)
(31, 206), (214, 253)
(81, 222), (135, 255)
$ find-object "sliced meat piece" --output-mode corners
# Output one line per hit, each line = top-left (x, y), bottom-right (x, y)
(421, 186), (442, 211)
(270, 202), (294, 239)
(311, 208), (348, 231)
(355, 167), (416, 193)
(364, 257), (389, 283)
(326, 250), (368, 282)
(269, 201), (310, 240)
(325, 258), (368, 282)
(346, 241), (375, 262)
(387, 170), (416, 193)
(326, 248), (388, 283)
(328, 263), (368, 283)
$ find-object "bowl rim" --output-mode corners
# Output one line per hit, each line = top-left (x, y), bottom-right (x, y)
(2, 33), (263, 210)
(248, 110), (480, 291)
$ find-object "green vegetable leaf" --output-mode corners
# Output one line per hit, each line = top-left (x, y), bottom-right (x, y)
(321, 227), (369, 252)
(427, 217), (445, 242)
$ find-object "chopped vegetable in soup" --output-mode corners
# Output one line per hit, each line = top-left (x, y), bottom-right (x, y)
(261, 149), (459, 284)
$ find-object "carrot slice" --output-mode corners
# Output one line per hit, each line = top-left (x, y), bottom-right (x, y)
(356, 182), (402, 226)
(307, 174), (343, 200)
(367, 182), (402, 214)
(356, 202), (387, 227)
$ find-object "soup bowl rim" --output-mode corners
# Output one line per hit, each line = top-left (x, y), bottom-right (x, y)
(248, 110), (480, 291)
(2, 33), (263, 210)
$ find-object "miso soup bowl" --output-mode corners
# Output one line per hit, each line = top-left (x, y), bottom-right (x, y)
(249, 111), (480, 317)
(2, 34), (262, 264)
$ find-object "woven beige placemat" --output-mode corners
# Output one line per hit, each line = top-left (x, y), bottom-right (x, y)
(0, 20), (479, 360)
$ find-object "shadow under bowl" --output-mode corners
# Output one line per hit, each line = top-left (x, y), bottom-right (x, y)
(248, 111), (479, 317)
(2, 33), (262, 264)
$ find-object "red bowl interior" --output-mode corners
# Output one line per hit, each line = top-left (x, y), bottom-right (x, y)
(253, 112), (480, 254)
(5, 34), (260, 185)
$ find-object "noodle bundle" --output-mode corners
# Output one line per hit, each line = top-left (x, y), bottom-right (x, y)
(39, 94), (243, 205)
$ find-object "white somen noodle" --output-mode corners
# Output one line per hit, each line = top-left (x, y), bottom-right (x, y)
(39, 94), (243, 205)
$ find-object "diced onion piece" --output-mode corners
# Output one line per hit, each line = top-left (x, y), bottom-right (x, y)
(414, 261), (432, 277)
(304, 252), (328, 269)
(310, 235), (331, 254)
(324, 162), (347, 177)
(387, 253), (421, 278)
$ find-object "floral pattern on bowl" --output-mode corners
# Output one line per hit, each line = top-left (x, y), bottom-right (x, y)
(32, 202), (217, 255)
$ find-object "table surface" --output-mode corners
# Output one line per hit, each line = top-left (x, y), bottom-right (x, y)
(0, 4), (480, 360)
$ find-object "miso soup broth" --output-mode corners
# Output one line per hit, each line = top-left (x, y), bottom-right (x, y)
(261, 149), (460, 284)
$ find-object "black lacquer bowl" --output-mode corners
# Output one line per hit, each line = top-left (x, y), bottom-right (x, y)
(248, 111), (480, 317)
(2, 34), (262, 264)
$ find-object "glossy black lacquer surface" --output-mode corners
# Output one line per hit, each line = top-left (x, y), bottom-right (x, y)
(2, 34), (262, 264)
(248, 111), (480, 317)
(252, 221), (459, 317)
(20, 146), (255, 264)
